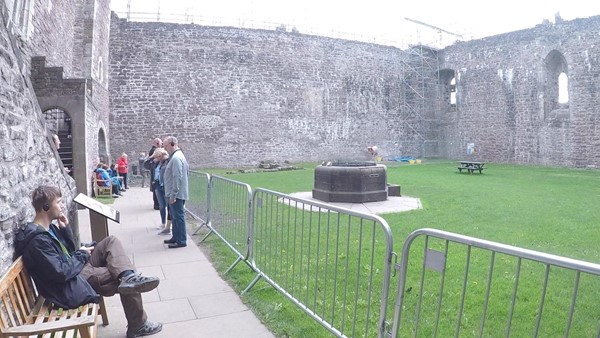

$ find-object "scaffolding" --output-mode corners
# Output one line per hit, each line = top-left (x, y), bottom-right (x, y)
(395, 18), (463, 158)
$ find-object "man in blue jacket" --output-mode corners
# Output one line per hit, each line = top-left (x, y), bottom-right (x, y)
(15, 185), (162, 337)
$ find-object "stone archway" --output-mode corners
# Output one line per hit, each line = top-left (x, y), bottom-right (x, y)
(43, 107), (73, 171)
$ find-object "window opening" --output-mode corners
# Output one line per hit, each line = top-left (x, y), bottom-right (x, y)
(558, 72), (568, 104)
(450, 77), (456, 106)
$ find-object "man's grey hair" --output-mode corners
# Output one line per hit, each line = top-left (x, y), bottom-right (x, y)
(166, 136), (178, 145)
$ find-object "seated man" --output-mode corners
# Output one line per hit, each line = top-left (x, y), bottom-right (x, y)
(14, 185), (162, 338)
(105, 163), (125, 191)
(96, 164), (121, 197)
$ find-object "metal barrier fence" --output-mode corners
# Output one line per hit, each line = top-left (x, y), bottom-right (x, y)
(184, 173), (600, 337)
(196, 175), (253, 272)
(245, 188), (395, 338)
(390, 228), (600, 338)
(187, 171), (210, 231)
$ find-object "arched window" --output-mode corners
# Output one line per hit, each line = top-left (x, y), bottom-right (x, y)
(544, 50), (569, 119)
(42, 108), (71, 137)
(438, 69), (456, 111)
(5, 0), (33, 38)
(450, 77), (457, 106)
(97, 57), (104, 83)
(558, 72), (568, 104)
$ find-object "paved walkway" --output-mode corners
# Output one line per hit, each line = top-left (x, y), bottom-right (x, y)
(78, 187), (274, 338)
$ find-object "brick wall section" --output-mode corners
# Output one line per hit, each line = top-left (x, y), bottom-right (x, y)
(440, 16), (600, 167)
(109, 18), (425, 168)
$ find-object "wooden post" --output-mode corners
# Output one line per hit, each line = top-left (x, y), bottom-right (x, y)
(89, 209), (109, 242)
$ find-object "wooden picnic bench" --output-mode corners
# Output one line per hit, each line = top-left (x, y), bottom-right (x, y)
(457, 161), (486, 174)
(0, 256), (108, 338)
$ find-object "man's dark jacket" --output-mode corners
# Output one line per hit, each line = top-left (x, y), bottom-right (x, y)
(147, 145), (158, 190)
(14, 222), (100, 309)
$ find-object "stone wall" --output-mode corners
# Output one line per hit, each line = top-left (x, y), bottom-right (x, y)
(26, 0), (81, 77)
(109, 17), (430, 168)
(109, 14), (600, 169)
(0, 4), (77, 273)
(27, 0), (111, 195)
(440, 16), (600, 167)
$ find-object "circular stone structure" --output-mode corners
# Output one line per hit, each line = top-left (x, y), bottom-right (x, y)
(312, 161), (387, 203)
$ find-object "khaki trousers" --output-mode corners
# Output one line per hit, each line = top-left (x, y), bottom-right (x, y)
(80, 235), (147, 328)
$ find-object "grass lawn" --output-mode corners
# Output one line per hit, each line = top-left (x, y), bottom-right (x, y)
(190, 160), (600, 337)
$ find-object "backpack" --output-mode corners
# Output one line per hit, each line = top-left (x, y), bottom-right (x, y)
(143, 158), (154, 171)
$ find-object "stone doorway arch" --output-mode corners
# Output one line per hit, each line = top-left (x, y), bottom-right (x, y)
(98, 127), (109, 164)
(43, 108), (73, 171)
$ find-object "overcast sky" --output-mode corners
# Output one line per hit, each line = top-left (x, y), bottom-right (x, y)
(110, 0), (600, 47)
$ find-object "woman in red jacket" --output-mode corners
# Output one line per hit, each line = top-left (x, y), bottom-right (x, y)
(117, 153), (129, 189)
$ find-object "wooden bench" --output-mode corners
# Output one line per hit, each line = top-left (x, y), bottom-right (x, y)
(93, 174), (113, 197)
(0, 256), (108, 338)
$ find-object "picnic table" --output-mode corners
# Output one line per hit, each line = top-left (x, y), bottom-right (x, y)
(457, 161), (485, 174)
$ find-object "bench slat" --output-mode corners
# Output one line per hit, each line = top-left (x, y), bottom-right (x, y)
(1, 293), (18, 329)
(13, 274), (33, 325)
(16, 269), (36, 312)
(7, 285), (26, 327)
(1, 314), (96, 336)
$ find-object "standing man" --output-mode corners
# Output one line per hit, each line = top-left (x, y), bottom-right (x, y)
(138, 152), (148, 188)
(15, 185), (162, 337)
(52, 134), (61, 149)
(162, 135), (189, 249)
(148, 138), (162, 210)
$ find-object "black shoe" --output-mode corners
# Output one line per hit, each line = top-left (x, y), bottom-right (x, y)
(126, 320), (162, 337)
(163, 238), (176, 244)
(168, 243), (187, 249)
(153, 206), (160, 210)
(118, 272), (160, 295)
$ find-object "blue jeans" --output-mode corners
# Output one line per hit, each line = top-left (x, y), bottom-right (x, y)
(154, 185), (167, 224)
(168, 198), (186, 245)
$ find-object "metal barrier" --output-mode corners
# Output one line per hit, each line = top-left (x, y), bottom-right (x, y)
(390, 228), (600, 338)
(198, 175), (253, 272)
(246, 188), (395, 338)
(187, 171), (210, 232)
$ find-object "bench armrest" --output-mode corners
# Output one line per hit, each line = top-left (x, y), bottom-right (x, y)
(95, 178), (112, 186)
(1, 315), (96, 336)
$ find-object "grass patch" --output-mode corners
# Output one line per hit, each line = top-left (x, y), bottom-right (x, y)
(94, 196), (115, 204)
(190, 161), (600, 337)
